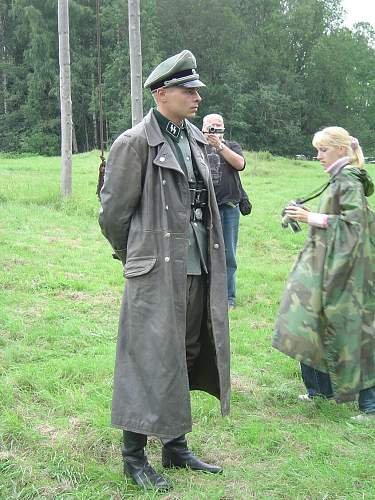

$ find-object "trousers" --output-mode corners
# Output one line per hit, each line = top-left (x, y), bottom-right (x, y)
(185, 274), (206, 373)
(219, 204), (240, 306)
(301, 363), (375, 413)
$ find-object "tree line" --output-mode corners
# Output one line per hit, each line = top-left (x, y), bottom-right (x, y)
(1, 0), (375, 157)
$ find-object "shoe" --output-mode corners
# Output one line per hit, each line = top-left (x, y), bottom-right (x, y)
(228, 301), (236, 311)
(123, 430), (172, 491)
(351, 413), (375, 423)
(124, 458), (172, 491)
(162, 435), (222, 474)
(298, 394), (313, 402)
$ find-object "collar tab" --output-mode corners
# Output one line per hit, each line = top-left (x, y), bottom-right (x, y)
(166, 121), (181, 141)
(154, 109), (183, 142)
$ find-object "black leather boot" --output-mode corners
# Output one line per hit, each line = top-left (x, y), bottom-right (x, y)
(122, 431), (172, 491)
(162, 435), (223, 473)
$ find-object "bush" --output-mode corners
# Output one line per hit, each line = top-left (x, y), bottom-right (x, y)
(20, 131), (60, 156)
(255, 151), (275, 162)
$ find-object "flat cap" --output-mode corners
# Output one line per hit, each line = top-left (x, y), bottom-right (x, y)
(144, 50), (205, 91)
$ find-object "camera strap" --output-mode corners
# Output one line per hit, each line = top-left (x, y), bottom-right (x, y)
(296, 179), (331, 205)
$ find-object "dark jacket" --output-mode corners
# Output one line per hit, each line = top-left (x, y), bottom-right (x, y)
(206, 140), (245, 206)
(99, 110), (230, 437)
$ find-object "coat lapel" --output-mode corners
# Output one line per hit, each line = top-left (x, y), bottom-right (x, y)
(153, 142), (185, 174)
(188, 133), (210, 184)
(144, 108), (209, 179)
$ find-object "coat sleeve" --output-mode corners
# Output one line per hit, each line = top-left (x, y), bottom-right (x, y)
(322, 180), (374, 399)
(323, 180), (366, 303)
(98, 134), (143, 264)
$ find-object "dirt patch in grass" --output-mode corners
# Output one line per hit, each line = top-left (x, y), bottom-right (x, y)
(0, 449), (16, 460)
(248, 319), (273, 330)
(37, 481), (73, 497)
(35, 423), (78, 446)
(44, 236), (82, 247)
(231, 374), (256, 397)
(2, 257), (27, 271)
(36, 417), (83, 444)
(13, 302), (46, 321)
(204, 446), (249, 468)
(64, 271), (86, 279)
(224, 480), (257, 499)
(60, 290), (120, 306)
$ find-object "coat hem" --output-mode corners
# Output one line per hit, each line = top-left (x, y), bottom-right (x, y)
(273, 340), (375, 402)
(111, 420), (193, 439)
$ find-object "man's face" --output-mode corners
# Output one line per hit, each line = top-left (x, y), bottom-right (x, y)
(203, 115), (224, 132)
(203, 115), (225, 141)
(160, 86), (202, 122)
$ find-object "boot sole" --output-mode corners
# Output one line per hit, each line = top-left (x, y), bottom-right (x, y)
(162, 462), (222, 473)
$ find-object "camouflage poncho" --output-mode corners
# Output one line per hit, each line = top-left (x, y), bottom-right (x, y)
(273, 165), (375, 402)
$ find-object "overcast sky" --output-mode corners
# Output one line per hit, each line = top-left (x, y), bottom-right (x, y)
(342, 0), (375, 28)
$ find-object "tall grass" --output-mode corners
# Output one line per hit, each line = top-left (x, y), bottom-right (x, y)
(1, 150), (375, 499)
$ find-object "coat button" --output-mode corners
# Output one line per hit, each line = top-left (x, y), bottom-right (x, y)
(162, 179), (166, 185)
(160, 156), (165, 162)
(213, 243), (220, 249)
(165, 205), (169, 210)
(165, 256), (170, 262)
(164, 232), (171, 238)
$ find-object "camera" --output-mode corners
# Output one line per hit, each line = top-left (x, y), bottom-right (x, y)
(207, 126), (225, 134)
(281, 200), (302, 233)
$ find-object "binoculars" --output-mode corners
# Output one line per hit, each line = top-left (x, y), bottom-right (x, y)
(281, 201), (302, 233)
(189, 180), (208, 208)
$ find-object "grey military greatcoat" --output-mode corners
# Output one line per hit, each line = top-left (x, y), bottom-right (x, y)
(99, 110), (230, 438)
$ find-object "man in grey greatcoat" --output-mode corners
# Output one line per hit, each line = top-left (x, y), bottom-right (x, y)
(99, 50), (230, 492)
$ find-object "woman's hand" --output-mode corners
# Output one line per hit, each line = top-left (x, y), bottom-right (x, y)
(285, 205), (310, 224)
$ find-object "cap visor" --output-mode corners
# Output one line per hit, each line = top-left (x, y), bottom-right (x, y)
(178, 79), (206, 88)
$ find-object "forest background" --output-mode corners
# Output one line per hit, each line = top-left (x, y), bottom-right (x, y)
(0, 0), (375, 158)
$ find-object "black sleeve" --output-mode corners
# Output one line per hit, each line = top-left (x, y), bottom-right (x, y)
(227, 140), (246, 169)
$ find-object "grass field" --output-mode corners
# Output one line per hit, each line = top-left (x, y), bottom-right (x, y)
(1, 150), (375, 499)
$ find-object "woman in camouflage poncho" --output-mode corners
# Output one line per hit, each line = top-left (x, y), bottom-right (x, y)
(273, 126), (375, 420)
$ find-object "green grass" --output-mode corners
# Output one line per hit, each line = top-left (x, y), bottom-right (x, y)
(1, 150), (375, 499)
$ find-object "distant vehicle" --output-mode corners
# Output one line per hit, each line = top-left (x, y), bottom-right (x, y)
(295, 154), (317, 161)
(295, 156), (375, 164)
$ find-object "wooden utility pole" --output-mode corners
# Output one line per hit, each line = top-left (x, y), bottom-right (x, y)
(128, 0), (143, 126)
(58, 0), (72, 197)
(0, 12), (7, 115)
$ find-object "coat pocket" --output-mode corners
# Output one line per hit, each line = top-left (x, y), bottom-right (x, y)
(124, 256), (157, 278)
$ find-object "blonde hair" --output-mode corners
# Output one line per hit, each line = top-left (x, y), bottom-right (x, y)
(312, 126), (365, 167)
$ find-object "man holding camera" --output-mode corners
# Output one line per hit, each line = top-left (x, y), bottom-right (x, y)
(99, 51), (230, 492)
(203, 114), (246, 310)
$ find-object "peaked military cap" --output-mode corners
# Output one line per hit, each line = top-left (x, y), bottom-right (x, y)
(144, 50), (205, 91)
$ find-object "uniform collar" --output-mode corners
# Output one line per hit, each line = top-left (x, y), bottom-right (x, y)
(143, 109), (208, 147)
(153, 109), (184, 142)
